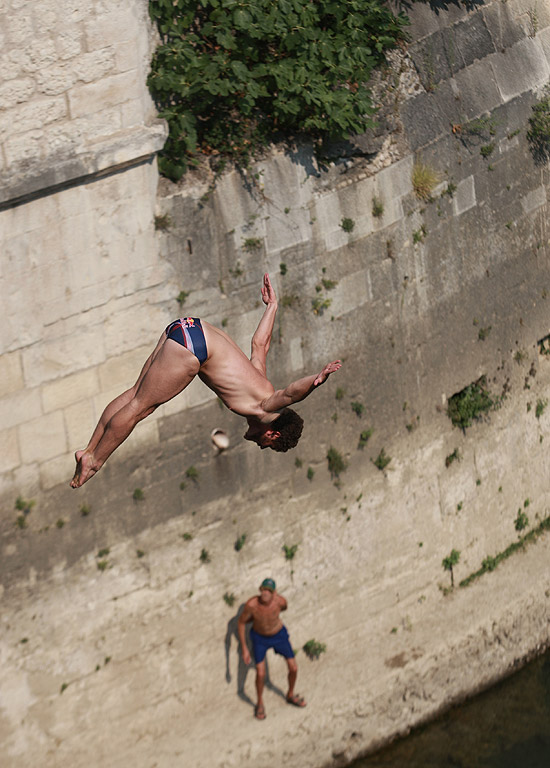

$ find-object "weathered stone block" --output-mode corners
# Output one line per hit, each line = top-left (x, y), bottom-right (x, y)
(19, 411), (67, 463)
(68, 71), (141, 119)
(22, 328), (106, 387)
(103, 305), (167, 358)
(489, 38), (550, 102)
(114, 418), (160, 462)
(482, 2), (526, 51)
(64, 398), (96, 448)
(39, 452), (73, 491)
(539, 26), (550, 65)
(42, 368), (100, 414)
(6, 9), (33, 45)
(521, 185), (547, 214)
(400, 91), (448, 151)
(0, 427), (20, 473)
(4, 129), (43, 164)
(0, 351), (24, 398)
(55, 27), (84, 60)
(35, 63), (78, 96)
(98, 346), (151, 392)
(0, 97), (66, 141)
(32, 0), (58, 29)
(73, 49), (116, 84)
(452, 12), (496, 69)
(451, 60), (503, 120)
(84, 9), (140, 50)
(0, 387), (42, 430)
(453, 176), (477, 216)
(0, 77), (35, 109)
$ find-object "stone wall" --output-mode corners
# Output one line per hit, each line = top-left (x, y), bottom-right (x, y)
(2, 1), (550, 767)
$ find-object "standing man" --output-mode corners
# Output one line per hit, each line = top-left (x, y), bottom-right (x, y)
(71, 273), (341, 487)
(238, 578), (306, 720)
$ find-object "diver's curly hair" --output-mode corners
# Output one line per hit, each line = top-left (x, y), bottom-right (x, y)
(269, 408), (304, 452)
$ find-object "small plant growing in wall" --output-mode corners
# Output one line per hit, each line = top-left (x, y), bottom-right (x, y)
(373, 448), (391, 471)
(442, 548), (460, 588)
(15, 496), (35, 515)
(412, 224), (427, 244)
(234, 533), (247, 552)
(311, 297), (331, 316)
(536, 398), (547, 419)
(307, 467), (315, 481)
(358, 429), (373, 449)
(242, 237), (262, 252)
(340, 217), (355, 233)
(185, 466), (199, 483)
(445, 448), (461, 468)
(80, 503), (91, 517)
(514, 509), (529, 532)
(327, 447), (346, 478)
(372, 196), (384, 218)
(133, 488), (145, 501)
(412, 162), (440, 200)
(335, 387), (345, 401)
(447, 376), (498, 430)
(303, 639), (326, 660)
(200, 548), (211, 564)
(154, 213), (172, 231)
(223, 592), (236, 607)
(527, 86), (550, 163)
(350, 401), (364, 417)
(283, 543), (299, 561)
(176, 290), (189, 307)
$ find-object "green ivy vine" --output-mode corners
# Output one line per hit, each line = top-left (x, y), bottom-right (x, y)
(147, 0), (408, 180)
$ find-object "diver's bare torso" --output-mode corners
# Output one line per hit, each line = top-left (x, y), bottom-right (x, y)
(198, 321), (276, 422)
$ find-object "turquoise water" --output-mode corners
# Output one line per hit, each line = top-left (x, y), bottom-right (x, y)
(353, 648), (550, 768)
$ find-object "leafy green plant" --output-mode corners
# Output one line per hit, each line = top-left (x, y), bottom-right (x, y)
(15, 515), (27, 529)
(340, 217), (355, 233)
(461, 115), (496, 138)
(527, 86), (550, 163)
(445, 448), (461, 468)
(372, 196), (384, 218)
(242, 237), (262, 252)
(307, 467), (315, 481)
(303, 639), (326, 659)
(97, 560), (109, 571)
(186, 466), (199, 482)
(320, 278), (338, 291)
(97, 548), (110, 558)
(223, 592), (236, 607)
(177, 290), (189, 306)
(281, 294), (298, 308)
(536, 398), (547, 419)
(283, 543), (299, 561)
(447, 376), (498, 430)
(350, 401), (364, 417)
(480, 143), (495, 158)
(56, 519), (65, 529)
(372, 448), (391, 471)
(514, 509), (529, 532)
(412, 224), (427, 243)
(200, 548), (211, 564)
(412, 162), (440, 200)
(15, 496), (35, 514)
(358, 429), (373, 449)
(280, 262), (287, 275)
(294, 457), (303, 468)
(147, 0), (408, 180)
(234, 534), (247, 552)
(136, 549), (145, 558)
(327, 447), (346, 477)
(80, 503), (90, 517)
(133, 488), (145, 501)
(181, 532), (193, 541)
(335, 387), (345, 400)
(311, 297), (331, 315)
(442, 548), (460, 588)
(478, 326), (491, 341)
(154, 213), (172, 231)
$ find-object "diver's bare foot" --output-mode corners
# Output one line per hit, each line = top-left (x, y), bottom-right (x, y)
(70, 450), (99, 488)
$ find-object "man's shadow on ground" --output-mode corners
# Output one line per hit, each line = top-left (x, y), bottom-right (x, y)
(225, 604), (286, 709)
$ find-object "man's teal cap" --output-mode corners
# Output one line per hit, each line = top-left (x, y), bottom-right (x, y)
(260, 577), (276, 591)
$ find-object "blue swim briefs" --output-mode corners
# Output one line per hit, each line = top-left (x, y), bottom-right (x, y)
(165, 317), (208, 365)
(250, 625), (295, 664)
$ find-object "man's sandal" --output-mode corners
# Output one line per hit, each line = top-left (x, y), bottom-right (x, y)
(255, 703), (266, 720)
(286, 694), (306, 707)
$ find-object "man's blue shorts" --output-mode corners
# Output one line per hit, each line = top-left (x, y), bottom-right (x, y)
(250, 626), (295, 664)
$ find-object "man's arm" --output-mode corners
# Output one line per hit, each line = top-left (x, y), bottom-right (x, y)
(250, 273), (277, 375)
(238, 602), (254, 664)
(261, 360), (342, 413)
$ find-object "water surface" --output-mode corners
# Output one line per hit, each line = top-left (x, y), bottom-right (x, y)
(353, 648), (550, 768)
